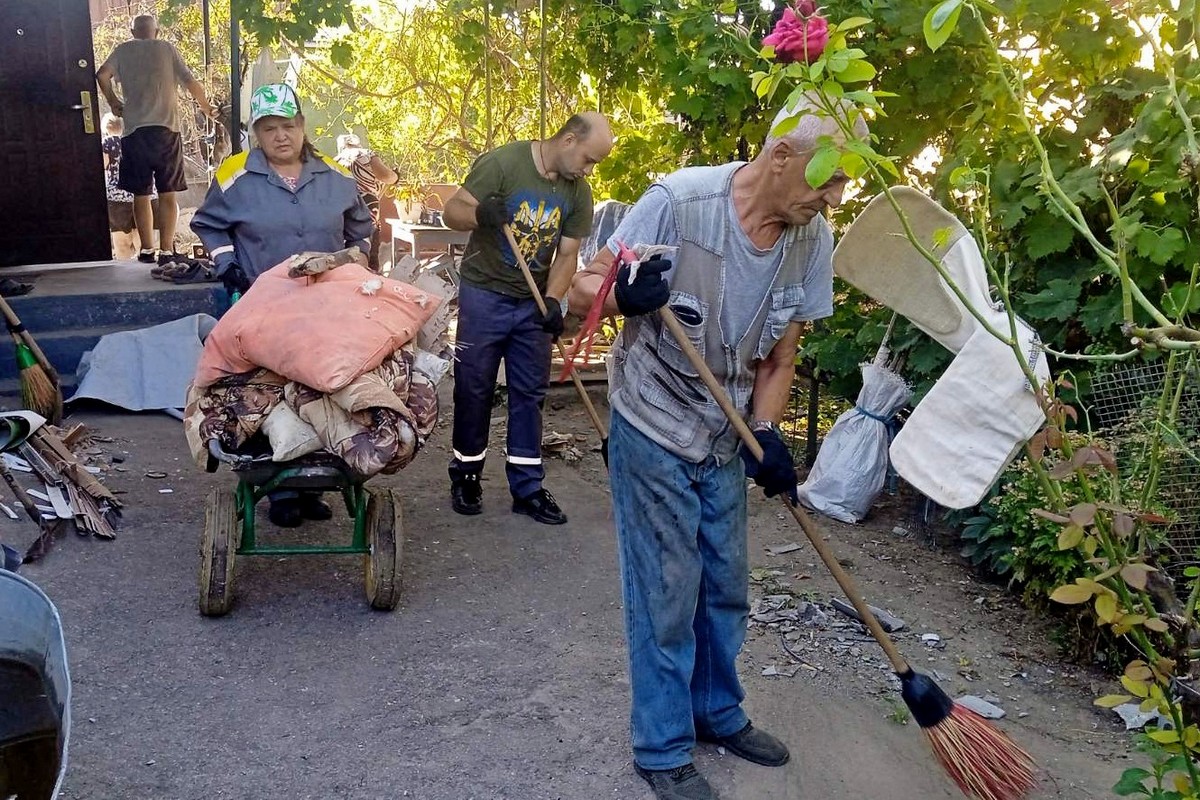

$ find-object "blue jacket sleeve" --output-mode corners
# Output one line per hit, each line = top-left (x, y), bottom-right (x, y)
(190, 179), (238, 274)
(344, 193), (375, 255)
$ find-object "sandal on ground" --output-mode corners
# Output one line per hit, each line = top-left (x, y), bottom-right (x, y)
(170, 261), (217, 284)
(156, 261), (195, 280)
(0, 278), (34, 298)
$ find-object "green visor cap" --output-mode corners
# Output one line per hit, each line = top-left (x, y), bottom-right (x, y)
(249, 83), (302, 125)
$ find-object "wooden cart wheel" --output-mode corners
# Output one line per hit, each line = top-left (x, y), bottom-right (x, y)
(199, 487), (239, 617)
(364, 487), (402, 611)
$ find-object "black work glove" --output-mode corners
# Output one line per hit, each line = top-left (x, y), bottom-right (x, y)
(221, 264), (251, 298)
(475, 193), (509, 230)
(541, 298), (565, 339)
(741, 427), (799, 504)
(614, 254), (672, 317)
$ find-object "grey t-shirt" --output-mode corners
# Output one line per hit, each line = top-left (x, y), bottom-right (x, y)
(606, 184), (833, 345)
(102, 39), (195, 133)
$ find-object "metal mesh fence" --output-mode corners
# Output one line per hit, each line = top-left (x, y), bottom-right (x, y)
(1088, 359), (1200, 565)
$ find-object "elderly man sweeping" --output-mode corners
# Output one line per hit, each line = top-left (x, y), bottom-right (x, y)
(569, 95), (866, 800)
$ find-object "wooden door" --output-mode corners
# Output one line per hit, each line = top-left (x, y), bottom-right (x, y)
(0, 0), (109, 267)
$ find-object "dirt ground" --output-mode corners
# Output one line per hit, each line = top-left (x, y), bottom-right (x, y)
(9, 386), (1132, 799)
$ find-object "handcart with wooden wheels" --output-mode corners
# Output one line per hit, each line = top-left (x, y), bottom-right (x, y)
(198, 439), (401, 617)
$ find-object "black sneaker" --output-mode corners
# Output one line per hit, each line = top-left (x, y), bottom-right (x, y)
(451, 475), (482, 515)
(512, 488), (567, 525)
(634, 763), (717, 800)
(268, 498), (303, 528)
(698, 722), (789, 767)
(299, 494), (332, 521)
(137, 249), (157, 264)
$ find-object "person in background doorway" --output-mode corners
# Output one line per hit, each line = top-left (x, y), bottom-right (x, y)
(101, 113), (159, 260)
(442, 112), (613, 526)
(568, 95), (867, 800)
(96, 13), (215, 265)
(335, 133), (399, 271)
(191, 83), (374, 528)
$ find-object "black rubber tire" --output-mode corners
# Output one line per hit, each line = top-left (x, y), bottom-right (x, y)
(199, 487), (239, 616)
(364, 487), (402, 611)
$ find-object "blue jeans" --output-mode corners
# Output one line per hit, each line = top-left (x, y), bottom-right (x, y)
(449, 282), (551, 499)
(609, 410), (750, 770)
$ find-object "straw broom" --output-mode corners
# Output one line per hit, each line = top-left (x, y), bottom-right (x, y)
(658, 305), (1037, 800)
(0, 296), (62, 424)
(501, 225), (610, 463)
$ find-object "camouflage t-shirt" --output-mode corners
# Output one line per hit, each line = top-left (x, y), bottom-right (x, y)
(458, 141), (593, 298)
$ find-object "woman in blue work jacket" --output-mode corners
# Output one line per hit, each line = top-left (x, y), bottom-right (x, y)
(191, 83), (374, 528)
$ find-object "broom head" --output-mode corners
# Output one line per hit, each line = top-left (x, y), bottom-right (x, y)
(900, 669), (1036, 800)
(15, 341), (62, 424)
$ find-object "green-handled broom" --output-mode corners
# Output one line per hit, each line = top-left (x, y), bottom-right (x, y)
(0, 295), (62, 424)
(659, 305), (1037, 800)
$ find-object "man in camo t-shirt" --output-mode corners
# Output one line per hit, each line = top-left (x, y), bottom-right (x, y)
(442, 112), (613, 526)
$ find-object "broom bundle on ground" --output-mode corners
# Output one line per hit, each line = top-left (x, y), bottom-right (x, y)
(1, 293), (62, 424)
(657, 305), (1038, 800)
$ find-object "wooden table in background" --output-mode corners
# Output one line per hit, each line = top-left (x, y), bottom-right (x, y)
(387, 221), (469, 259)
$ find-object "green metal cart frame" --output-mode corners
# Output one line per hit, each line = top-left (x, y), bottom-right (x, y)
(198, 441), (401, 616)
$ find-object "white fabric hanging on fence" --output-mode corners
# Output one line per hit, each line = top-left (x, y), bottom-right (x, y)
(798, 360), (911, 523)
(890, 321), (1049, 509)
(833, 186), (1001, 354)
(831, 187), (1051, 509)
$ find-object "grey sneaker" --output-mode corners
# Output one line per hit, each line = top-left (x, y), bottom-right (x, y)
(699, 722), (789, 767)
(634, 763), (718, 800)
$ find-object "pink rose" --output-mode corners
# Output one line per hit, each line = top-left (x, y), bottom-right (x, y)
(763, 5), (829, 64)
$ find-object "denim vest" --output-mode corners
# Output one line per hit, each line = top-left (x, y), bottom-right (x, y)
(609, 162), (826, 464)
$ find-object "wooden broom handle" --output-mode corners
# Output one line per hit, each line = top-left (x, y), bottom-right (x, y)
(501, 224), (608, 440)
(0, 295), (57, 380)
(658, 306), (909, 673)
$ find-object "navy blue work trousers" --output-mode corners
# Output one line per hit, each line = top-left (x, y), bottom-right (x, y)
(449, 282), (551, 499)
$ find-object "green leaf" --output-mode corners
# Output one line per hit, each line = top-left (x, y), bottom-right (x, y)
(875, 157), (901, 179)
(329, 40), (354, 68)
(843, 89), (882, 109)
(1050, 583), (1095, 605)
(1094, 694), (1134, 708)
(836, 60), (877, 84)
(1019, 279), (1080, 323)
(1121, 674), (1150, 697)
(804, 145), (841, 190)
(839, 151), (868, 179)
(1161, 284), (1200, 318)
(771, 113), (801, 138)
(1022, 214), (1076, 259)
(1113, 767), (1152, 796)
(1135, 227), (1186, 266)
(1057, 524), (1084, 551)
(1147, 728), (1180, 744)
(1095, 592), (1118, 624)
(833, 16), (872, 33)
(949, 166), (976, 189)
(923, 0), (964, 52)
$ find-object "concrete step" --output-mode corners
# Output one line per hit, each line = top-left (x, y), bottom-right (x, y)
(0, 264), (226, 397)
(8, 284), (225, 335)
(0, 325), (142, 382)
